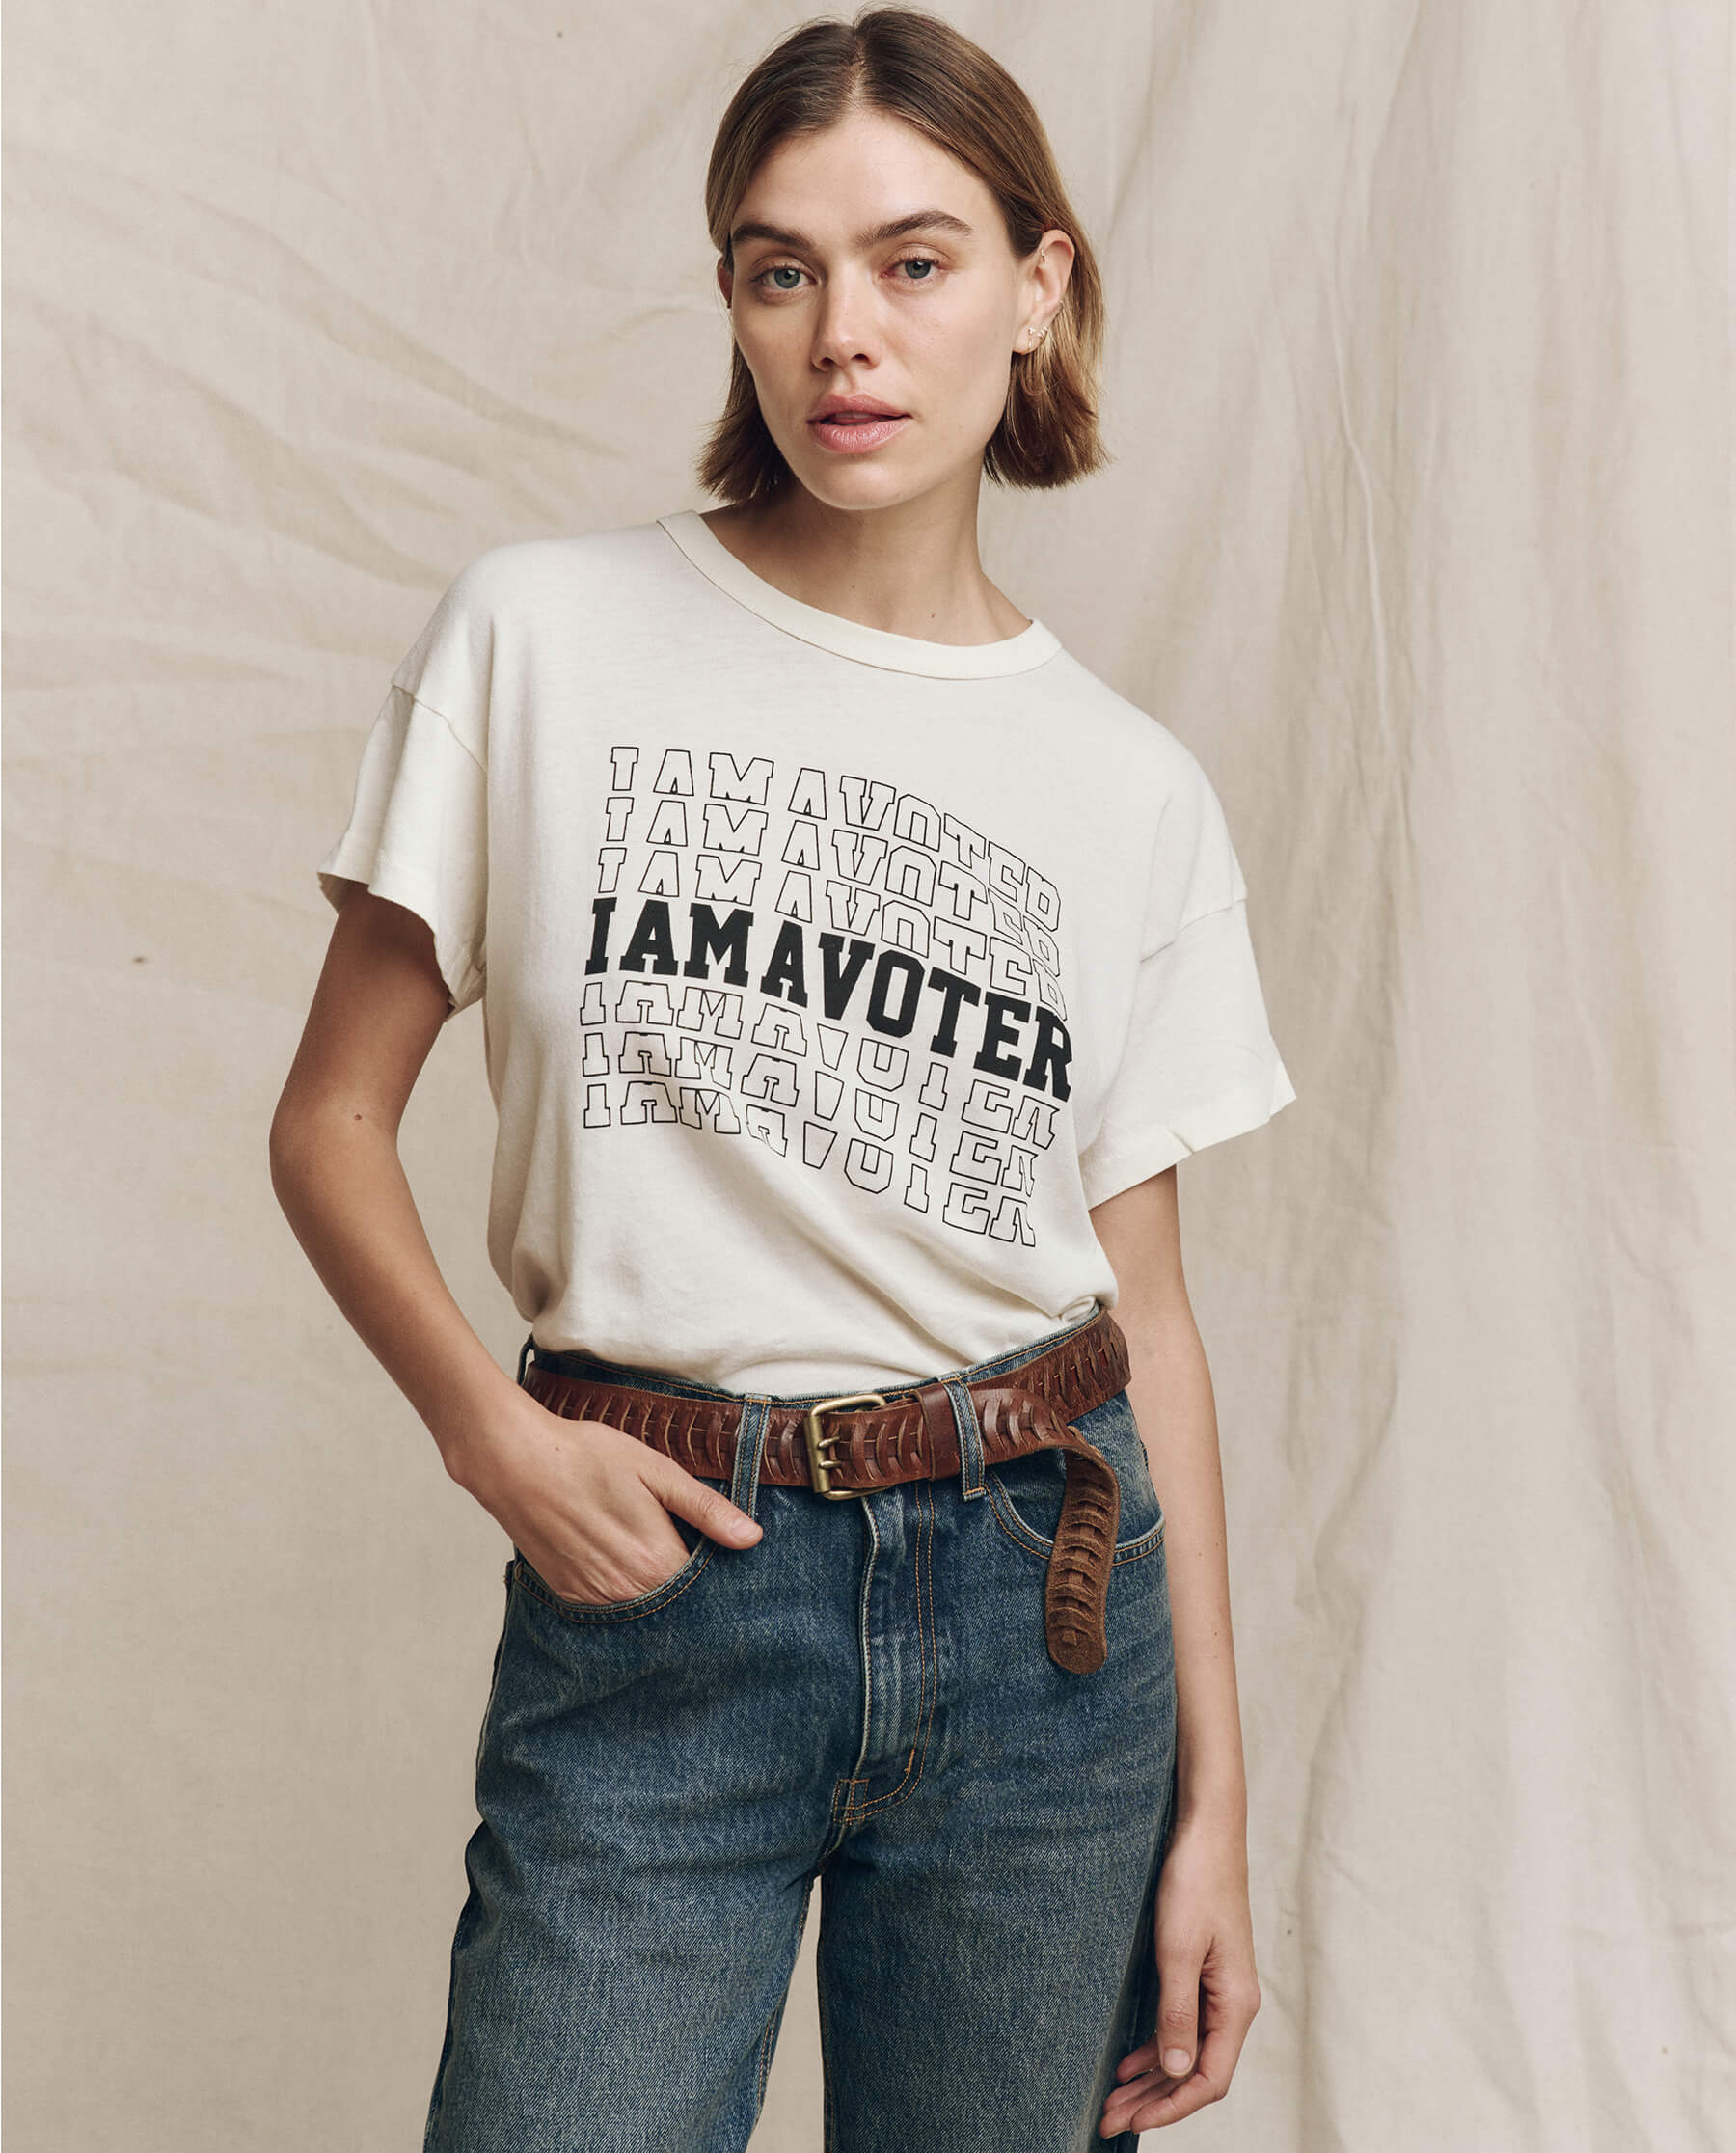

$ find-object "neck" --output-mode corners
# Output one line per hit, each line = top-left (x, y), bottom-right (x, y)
(700, 487), (1032, 647)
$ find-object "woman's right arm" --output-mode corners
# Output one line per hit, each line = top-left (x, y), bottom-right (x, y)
(267, 884), (762, 1600)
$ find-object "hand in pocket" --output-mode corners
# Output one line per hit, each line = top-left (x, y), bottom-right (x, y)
(448, 1384), (764, 1605)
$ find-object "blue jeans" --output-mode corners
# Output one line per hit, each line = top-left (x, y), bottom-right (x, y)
(423, 1301), (1179, 2152)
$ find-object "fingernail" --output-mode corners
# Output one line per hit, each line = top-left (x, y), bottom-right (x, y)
(1162, 2047), (1191, 2075)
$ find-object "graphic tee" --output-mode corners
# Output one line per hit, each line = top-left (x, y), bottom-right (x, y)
(317, 509), (1296, 1392)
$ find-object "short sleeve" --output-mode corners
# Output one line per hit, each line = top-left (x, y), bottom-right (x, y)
(316, 564), (495, 1016)
(1077, 758), (1296, 1207)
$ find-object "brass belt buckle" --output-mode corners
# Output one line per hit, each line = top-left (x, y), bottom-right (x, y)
(803, 1391), (885, 1499)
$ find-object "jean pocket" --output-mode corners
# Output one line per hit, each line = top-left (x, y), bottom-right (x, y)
(510, 1513), (715, 1625)
(985, 1389), (1166, 1562)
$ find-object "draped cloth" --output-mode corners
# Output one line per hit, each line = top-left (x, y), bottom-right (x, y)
(5, 3), (1731, 2145)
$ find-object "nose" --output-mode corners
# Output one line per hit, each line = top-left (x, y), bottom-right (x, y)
(809, 270), (881, 372)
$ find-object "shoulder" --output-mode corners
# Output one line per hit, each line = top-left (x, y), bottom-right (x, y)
(411, 519), (675, 639)
(1039, 647), (1226, 812)
(388, 520), (678, 732)
(1037, 650), (1247, 926)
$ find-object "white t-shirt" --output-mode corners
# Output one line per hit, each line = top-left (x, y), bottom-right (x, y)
(317, 509), (1296, 1391)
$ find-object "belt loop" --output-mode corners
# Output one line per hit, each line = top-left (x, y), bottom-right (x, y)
(515, 1333), (536, 1386)
(730, 1397), (772, 1521)
(943, 1376), (988, 1500)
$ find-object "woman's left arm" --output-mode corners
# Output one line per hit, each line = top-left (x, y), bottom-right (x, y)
(1089, 1165), (1262, 2136)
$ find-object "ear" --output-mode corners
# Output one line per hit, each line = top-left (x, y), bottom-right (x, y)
(1025, 229), (1081, 338)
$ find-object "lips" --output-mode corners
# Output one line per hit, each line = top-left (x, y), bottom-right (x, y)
(805, 390), (912, 455)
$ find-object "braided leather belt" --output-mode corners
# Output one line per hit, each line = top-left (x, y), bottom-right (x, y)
(519, 1305), (1133, 1674)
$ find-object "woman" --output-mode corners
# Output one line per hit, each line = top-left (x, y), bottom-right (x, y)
(270, 9), (1294, 2147)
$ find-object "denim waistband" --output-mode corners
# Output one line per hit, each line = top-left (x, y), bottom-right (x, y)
(518, 1298), (1110, 1404)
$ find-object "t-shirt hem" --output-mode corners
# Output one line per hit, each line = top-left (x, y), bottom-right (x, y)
(316, 839), (485, 1014)
(1079, 1056), (1298, 1208)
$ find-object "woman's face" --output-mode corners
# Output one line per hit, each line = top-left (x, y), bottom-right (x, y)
(718, 106), (1071, 514)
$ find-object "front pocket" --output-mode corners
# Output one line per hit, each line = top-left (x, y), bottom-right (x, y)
(511, 1513), (715, 1625)
(985, 1390), (1165, 1563)
(473, 1561), (516, 1776)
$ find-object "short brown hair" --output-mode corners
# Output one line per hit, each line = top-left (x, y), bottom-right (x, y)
(696, 6), (1110, 504)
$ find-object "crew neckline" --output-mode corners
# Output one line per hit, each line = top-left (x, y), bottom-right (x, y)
(656, 508), (1061, 680)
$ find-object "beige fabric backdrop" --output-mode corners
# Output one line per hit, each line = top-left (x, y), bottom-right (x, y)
(6, 2), (1733, 2146)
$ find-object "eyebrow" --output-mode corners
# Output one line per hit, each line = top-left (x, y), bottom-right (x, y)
(728, 208), (975, 255)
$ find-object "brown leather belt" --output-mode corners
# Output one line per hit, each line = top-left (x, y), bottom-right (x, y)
(520, 1306), (1133, 1675)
